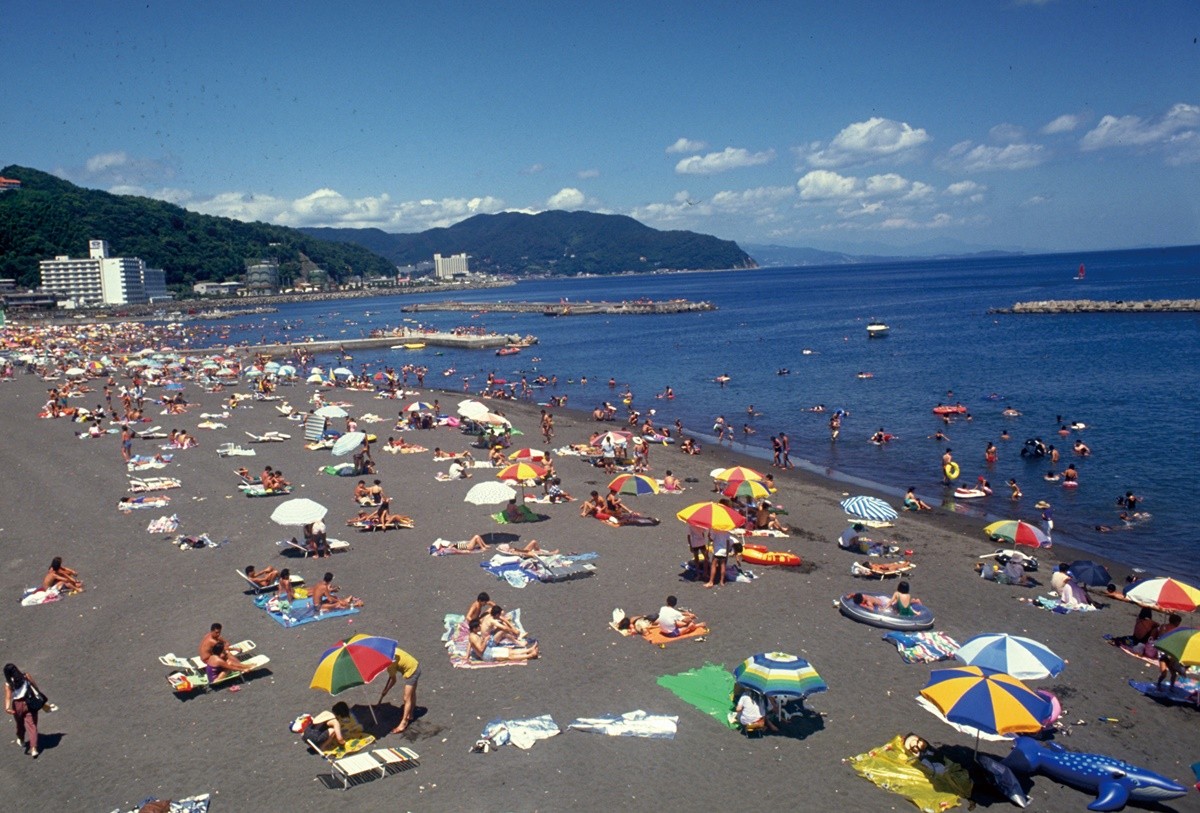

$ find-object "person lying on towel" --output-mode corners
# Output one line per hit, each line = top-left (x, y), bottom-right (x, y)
(467, 618), (539, 661)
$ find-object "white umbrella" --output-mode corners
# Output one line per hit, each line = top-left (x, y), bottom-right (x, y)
(279, 364), (297, 377)
(331, 431), (367, 456)
(270, 498), (327, 526)
(314, 405), (348, 418)
(464, 482), (517, 506)
(65, 367), (86, 377)
(457, 400), (489, 419)
(309, 367), (324, 376)
(332, 367), (354, 378)
(480, 412), (511, 426)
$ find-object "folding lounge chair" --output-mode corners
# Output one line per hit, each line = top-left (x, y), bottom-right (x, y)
(279, 538), (350, 558)
(216, 443), (256, 457)
(236, 569), (304, 593)
(162, 650), (268, 693)
(309, 743), (420, 790)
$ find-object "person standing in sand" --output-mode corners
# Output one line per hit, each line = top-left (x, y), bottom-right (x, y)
(779, 432), (792, 467)
(378, 648), (421, 734)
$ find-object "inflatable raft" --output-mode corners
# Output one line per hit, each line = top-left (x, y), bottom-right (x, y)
(742, 543), (802, 567)
(838, 594), (934, 630)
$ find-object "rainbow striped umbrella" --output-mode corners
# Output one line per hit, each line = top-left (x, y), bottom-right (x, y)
(984, 520), (1049, 548)
(676, 501), (746, 531)
(1124, 577), (1200, 612)
(496, 462), (547, 482)
(714, 465), (766, 484)
(722, 479), (772, 500)
(1154, 628), (1200, 666)
(733, 652), (827, 699)
(920, 665), (1051, 736)
(310, 634), (398, 696)
(609, 473), (660, 496)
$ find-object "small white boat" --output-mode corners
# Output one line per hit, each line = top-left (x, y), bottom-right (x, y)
(866, 322), (890, 338)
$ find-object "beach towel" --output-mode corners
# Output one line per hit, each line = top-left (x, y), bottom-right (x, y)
(479, 715), (559, 750)
(108, 793), (211, 813)
(20, 586), (62, 606)
(1032, 595), (1097, 613)
(441, 611), (529, 668)
(319, 735), (377, 759)
(848, 735), (973, 813)
(147, 514), (180, 534)
(318, 463), (356, 476)
(173, 534), (219, 551)
(1107, 636), (1200, 677)
(118, 496), (171, 511)
(128, 477), (181, 493)
(882, 631), (961, 664)
(1129, 678), (1200, 707)
(679, 560), (759, 584)
(254, 595), (360, 627)
(643, 623), (708, 646)
(491, 505), (544, 524)
(568, 711), (678, 739)
(657, 663), (737, 729)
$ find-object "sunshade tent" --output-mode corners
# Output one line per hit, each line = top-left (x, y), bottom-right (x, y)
(310, 634), (398, 723)
(314, 405), (348, 419)
(464, 482), (517, 506)
(676, 502), (746, 531)
(1153, 628), (1200, 665)
(983, 520), (1049, 548)
(919, 665), (1052, 737)
(954, 634), (1064, 681)
(270, 498), (328, 526)
(733, 652), (827, 699)
(1124, 577), (1200, 612)
(609, 473), (660, 496)
(713, 465), (765, 484)
(840, 495), (898, 522)
(331, 431), (367, 457)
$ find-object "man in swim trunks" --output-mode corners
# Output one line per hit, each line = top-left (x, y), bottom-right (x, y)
(311, 572), (363, 612)
(467, 618), (539, 661)
(42, 557), (84, 592)
(199, 623), (230, 662)
(941, 448), (955, 484)
(779, 432), (792, 467)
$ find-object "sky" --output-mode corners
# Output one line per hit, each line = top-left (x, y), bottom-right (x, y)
(5, 2), (1200, 254)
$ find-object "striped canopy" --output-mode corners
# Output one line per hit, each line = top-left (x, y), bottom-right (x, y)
(714, 466), (766, 484)
(920, 666), (1052, 736)
(310, 634), (398, 696)
(733, 652), (827, 699)
(609, 473), (660, 496)
(841, 495), (899, 522)
(496, 462), (547, 482)
(676, 501), (746, 531)
(955, 634), (1064, 681)
(984, 520), (1048, 548)
(722, 479), (772, 500)
(1124, 577), (1200, 612)
(1154, 628), (1200, 666)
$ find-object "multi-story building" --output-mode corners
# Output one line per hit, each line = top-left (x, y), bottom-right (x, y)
(39, 240), (154, 306)
(245, 260), (280, 295)
(433, 252), (470, 279)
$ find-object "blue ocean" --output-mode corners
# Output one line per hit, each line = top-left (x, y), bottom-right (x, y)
(206, 245), (1200, 578)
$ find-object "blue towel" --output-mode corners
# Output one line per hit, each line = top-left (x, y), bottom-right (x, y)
(254, 595), (360, 627)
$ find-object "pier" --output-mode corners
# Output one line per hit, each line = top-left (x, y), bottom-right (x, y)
(241, 328), (531, 356)
(989, 299), (1200, 314)
(400, 298), (716, 316)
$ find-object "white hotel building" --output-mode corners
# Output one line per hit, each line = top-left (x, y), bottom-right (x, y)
(433, 252), (470, 279)
(39, 240), (169, 306)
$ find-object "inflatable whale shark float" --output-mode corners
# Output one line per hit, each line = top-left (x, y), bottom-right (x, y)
(1004, 736), (1187, 811)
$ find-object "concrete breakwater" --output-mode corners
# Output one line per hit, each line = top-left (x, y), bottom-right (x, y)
(239, 328), (527, 356)
(401, 298), (716, 316)
(989, 299), (1200, 314)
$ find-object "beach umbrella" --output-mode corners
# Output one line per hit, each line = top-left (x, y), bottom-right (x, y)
(244, 368), (263, 378)
(263, 361), (280, 373)
(496, 462), (546, 483)
(309, 367), (324, 376)
(597, 430), (633, 446)
(983, 519), (1048, 548)
(1153, 628), (1200, 666)
(507, 447), (546, 461)
(609, 473), (660, 496)
(64, 367), (86, 377)
(840, 495), (899, 522)
(480, 412), (511, 426)
(919, 665), (1052, 737)
(332, 367), (354, 378)
(457, 400), (489, 419)
(278, 364), (297, 377)
(733, 652), (828, 699)
(676, 501), (746, 531)
(314, 404), (348, 419)
(1067, 560), (1112, 587)
(306, 373), (324, 384)
(1124, 577), (1200, 612)
(722, 479), (772, 500)
(215, 367), (239, 377)
(310, 634), (398, 723)
(331, 431), (367, 457)
(714, 465), (766, 484)
(270, 498), (328, 526)
(954, 634), (1065, 680)
(403, 401), (433, 413)
(464, 481), (517, 506)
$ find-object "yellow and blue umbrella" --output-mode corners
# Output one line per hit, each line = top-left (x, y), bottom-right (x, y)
(310, 634), (398, 696)
(920, 665), (1051, 736)
(609, 473), (660, 496)
(1154, 628), (1200, 666)
(733, 652), (827, 699)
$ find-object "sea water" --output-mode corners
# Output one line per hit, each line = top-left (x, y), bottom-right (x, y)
(205, 245), (1200, 578)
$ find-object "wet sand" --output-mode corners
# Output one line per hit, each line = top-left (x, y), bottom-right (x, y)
(0, 372), (1196, 812)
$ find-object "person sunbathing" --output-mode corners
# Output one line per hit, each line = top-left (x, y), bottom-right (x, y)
(468, 618), (539, 661)
(544, 477), (572, 502)
(658, 595), (699, 636)
(845, 592), (889, 612)
(276, 569), (296, 602)
(500, 539), (559, 557)
(889, 581), (923, 616)
(311, 572), (363, 613)
(604, 490), (631, 518)
(579, 491), (605, 518)
(502, 498), (530, 523)
(754, 501), (789, 533)
(353, 480), (371, 505)
(904, 487), (932, 511)
(436, 534), (491, 554)
(661, 470), (683, 492)
(204, 641), (253, 683)
(466, 592), (496, 624)
(480, 604), (524, 645)
(243, 564), (279, 587)
(42, 557), (83, 592)
(235, 466), (257, 484)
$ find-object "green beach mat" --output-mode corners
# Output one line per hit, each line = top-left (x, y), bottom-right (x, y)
(656, 662), (737, 729)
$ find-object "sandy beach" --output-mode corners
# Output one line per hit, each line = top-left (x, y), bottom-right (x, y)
(0, 368), (1196, 813)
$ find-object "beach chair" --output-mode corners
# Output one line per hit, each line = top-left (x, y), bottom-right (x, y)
(246, 430), (290, 442)
(311, 744), (421, 790)
(165, 653), (269, 693)
(216, 442), (256, 457)
(279, 537), (350, 558)
(236, 568), (305, 593)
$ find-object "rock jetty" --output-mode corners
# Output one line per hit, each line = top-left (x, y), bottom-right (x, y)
(402, 298), (716, 316)
(989, 299), (1200, 314)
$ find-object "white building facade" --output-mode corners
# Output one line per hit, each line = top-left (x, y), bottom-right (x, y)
(39, 240), (162, 306)
(433, 252), (469, 279)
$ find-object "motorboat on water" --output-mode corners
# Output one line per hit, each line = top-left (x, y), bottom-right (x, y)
(866, 322), (890, 337)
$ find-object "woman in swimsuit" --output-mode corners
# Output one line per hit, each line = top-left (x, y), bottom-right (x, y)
(889, 581), (922, 616)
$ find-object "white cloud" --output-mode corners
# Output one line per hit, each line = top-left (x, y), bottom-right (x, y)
(709, 186), (794, 214)
(1080, 103), (1200, 163)
(903, 181), (935, 201)
(675, 146), (774, 175)
(945, 180), (986, 196)
(1042, 114), (1084, 134)
(546, 187), (586, 209)
(66, 150), (179, 189)
(989, 123), (1026, 143)
(940, 140), (1047, 172)
(1023, 195), (1050, 206)
(86, 151), (130, 173)
(108, 185), (193, 204)
(804, 117), (930, 168)
(520, 163), (545, 175)
(666, 137), (707, 154)
(863, 173), (909, 196)
(796, 170), (858, 200)
(577, 168), (600, 179)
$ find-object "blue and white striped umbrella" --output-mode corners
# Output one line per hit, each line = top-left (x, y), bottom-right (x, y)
(954, 634), (1064, 680)
(840, 495), (898, 522)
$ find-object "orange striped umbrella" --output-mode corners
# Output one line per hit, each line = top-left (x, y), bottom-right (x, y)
(714, 465), (766, 484)
(496, 462), (547, 482)
(676, 501), (746, 531)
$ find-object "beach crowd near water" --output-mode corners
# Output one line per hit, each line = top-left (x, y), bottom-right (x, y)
(1, 314), (1198, 813)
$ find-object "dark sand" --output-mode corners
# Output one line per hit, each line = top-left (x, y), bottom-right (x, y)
(1, 372), (1197, 812)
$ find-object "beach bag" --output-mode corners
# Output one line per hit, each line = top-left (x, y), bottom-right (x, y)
(290, 713), (313, 734)
(24, 683), (47, 713)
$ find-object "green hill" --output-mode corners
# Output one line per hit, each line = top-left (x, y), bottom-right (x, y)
(302, 210), (755, 276)
(0, 166), (397, 290)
